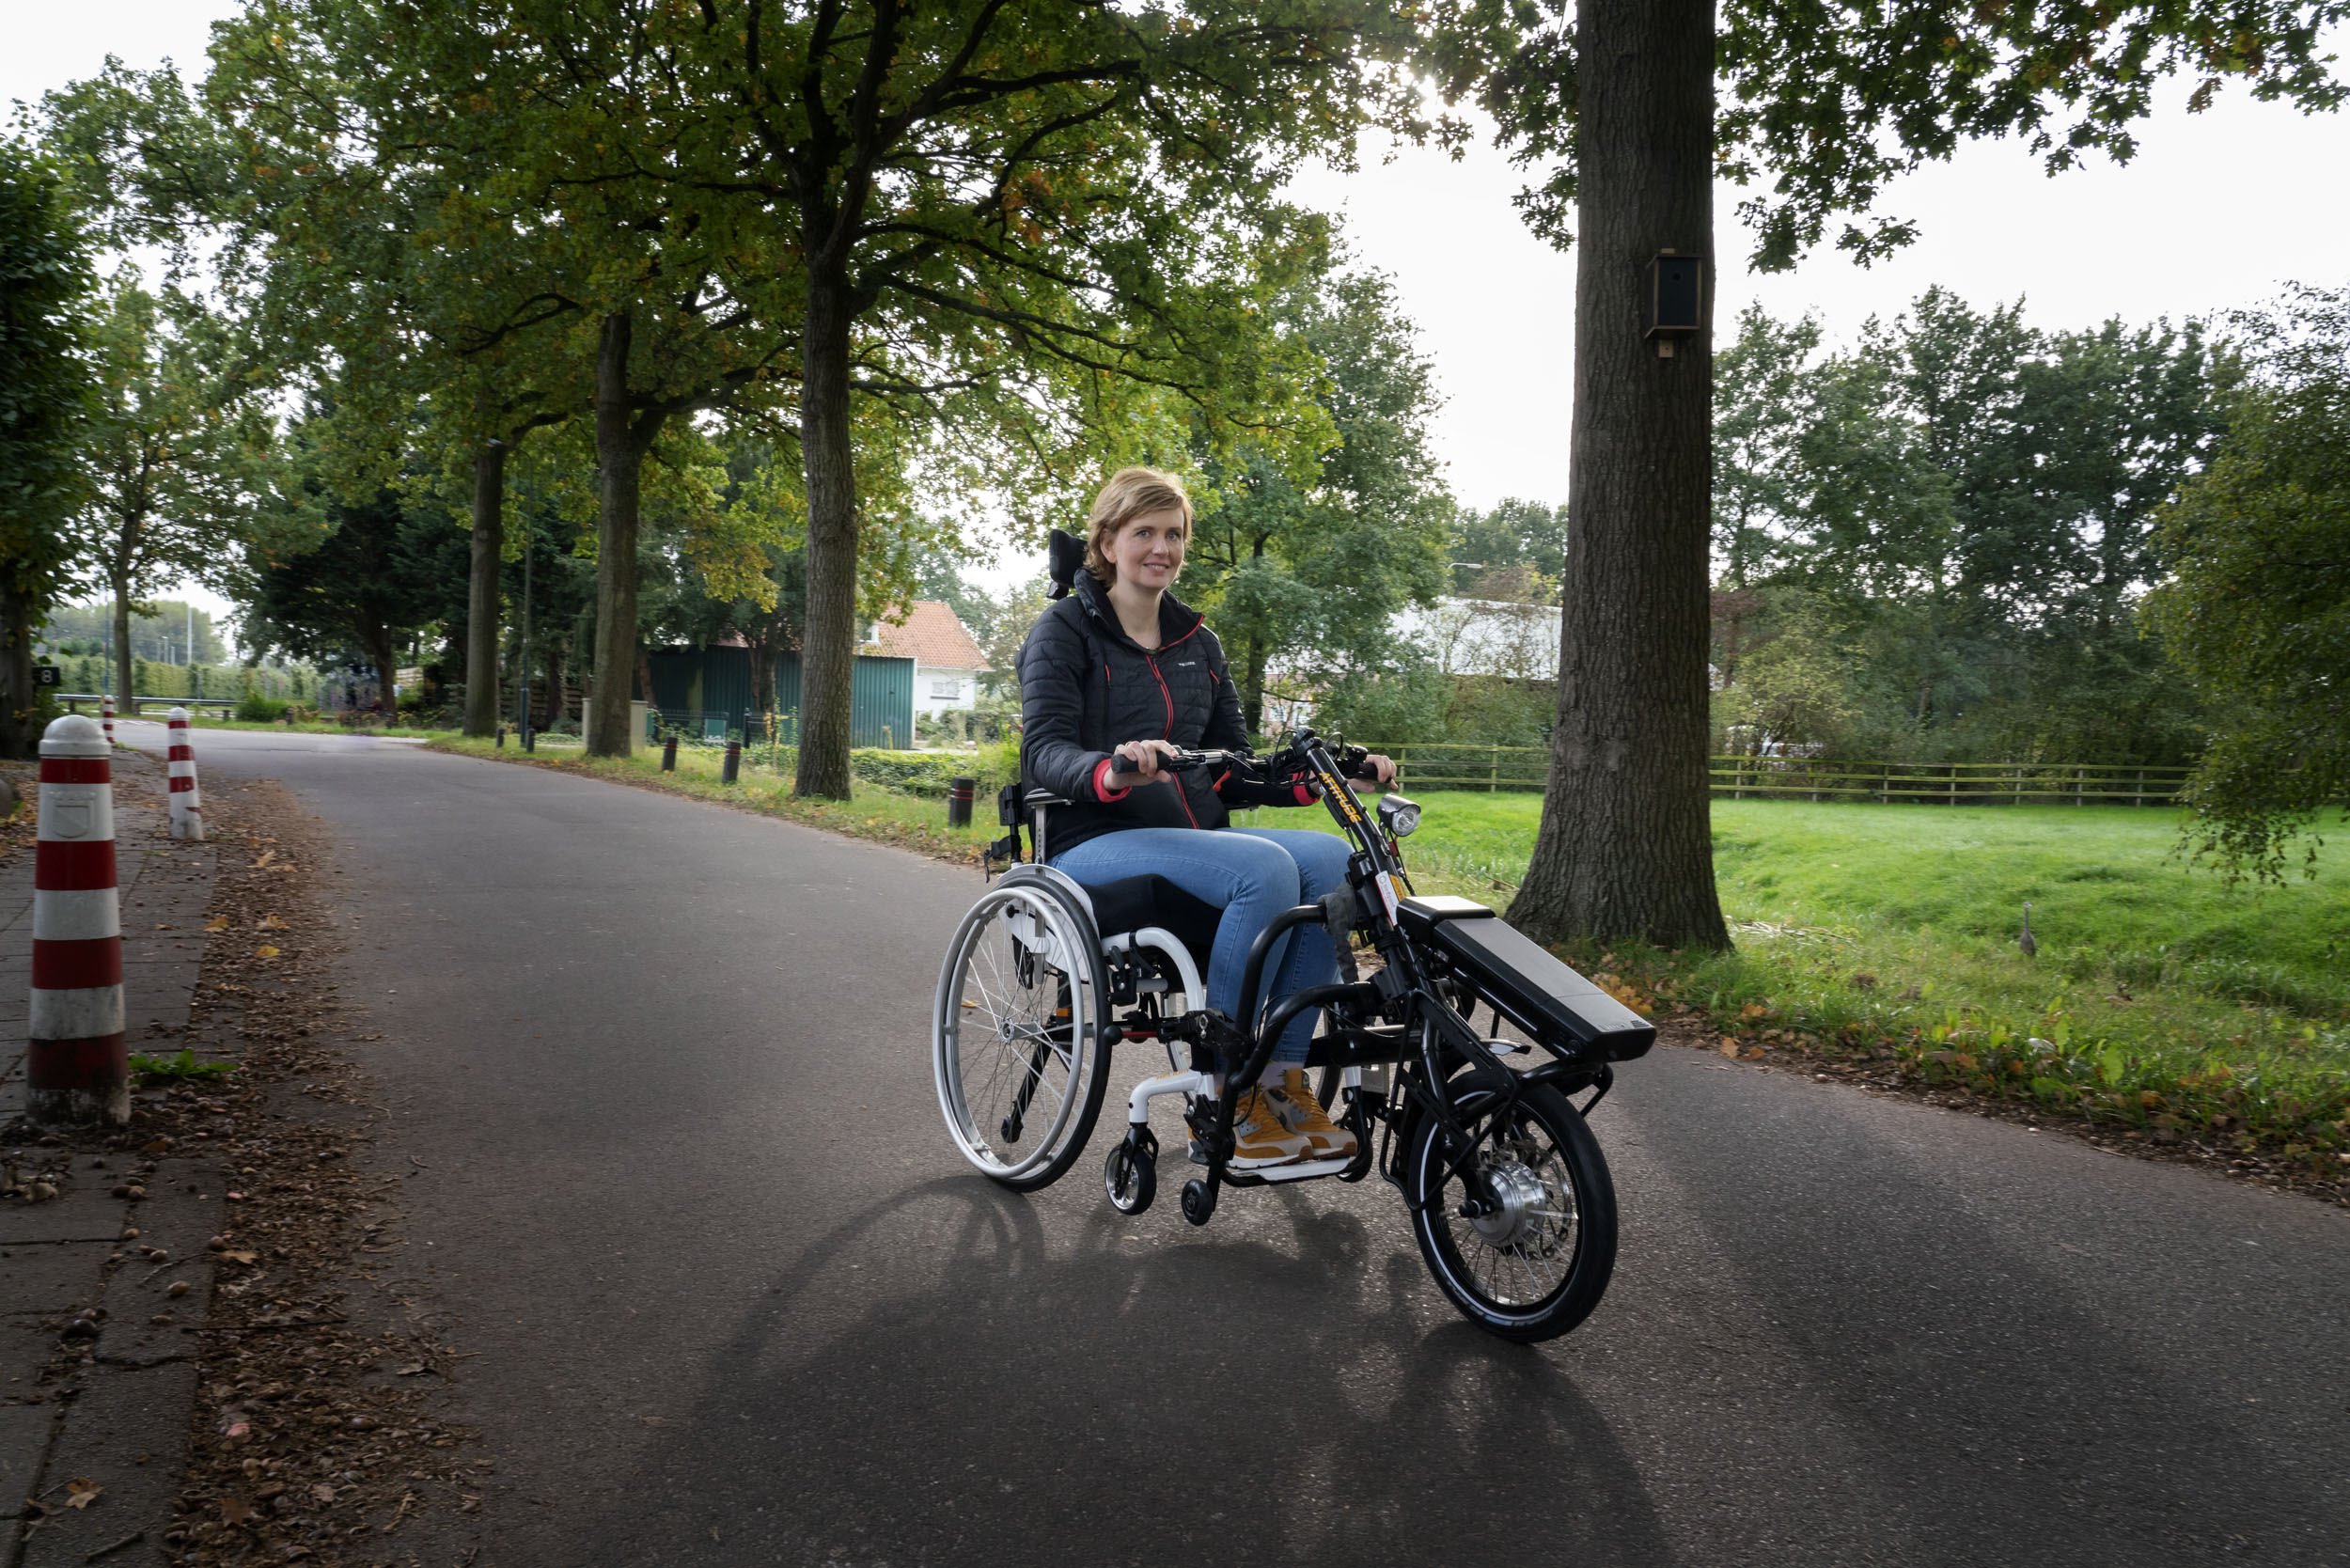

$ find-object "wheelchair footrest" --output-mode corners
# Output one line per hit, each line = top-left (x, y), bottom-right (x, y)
(1222, 1154), (1356, 1185)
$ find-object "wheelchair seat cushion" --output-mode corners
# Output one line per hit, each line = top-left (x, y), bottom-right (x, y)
(1068, 872), (1222, 966)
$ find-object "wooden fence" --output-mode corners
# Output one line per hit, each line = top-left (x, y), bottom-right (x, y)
(1359, 742), (2192, 805)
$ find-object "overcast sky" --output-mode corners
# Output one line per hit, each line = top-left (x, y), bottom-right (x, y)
(11, 3), (2347, 621)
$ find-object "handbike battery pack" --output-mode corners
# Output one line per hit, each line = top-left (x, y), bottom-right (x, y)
(1397, 897), (1656, 1062)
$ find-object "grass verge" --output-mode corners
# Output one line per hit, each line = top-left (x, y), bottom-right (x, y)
(1386, 792), (2350, 1181)
(159, 717), (462, 740)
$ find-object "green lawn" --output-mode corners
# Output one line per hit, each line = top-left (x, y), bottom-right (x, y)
(1364, 792), (2350, 1164)
(430, 736), (2349, 1165)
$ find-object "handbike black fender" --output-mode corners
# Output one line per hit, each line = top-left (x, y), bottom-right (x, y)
(1398, 897), (1656, 1063)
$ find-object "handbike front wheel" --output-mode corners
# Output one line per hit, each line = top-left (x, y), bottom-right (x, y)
(932, 883), (1110, 1191)
(1404, 1076), (1617, 1342)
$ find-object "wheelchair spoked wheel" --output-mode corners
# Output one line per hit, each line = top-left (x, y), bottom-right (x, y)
(1405, 1076), (1618, 1342)
(932, 882), (1112, 1191)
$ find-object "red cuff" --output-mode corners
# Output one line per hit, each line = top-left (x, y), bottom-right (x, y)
(1292, 782), (1315, 805)
(1093, 757), (1131, 803)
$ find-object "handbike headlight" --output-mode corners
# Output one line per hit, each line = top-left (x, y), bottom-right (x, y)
(1377, 792), (1421, 839)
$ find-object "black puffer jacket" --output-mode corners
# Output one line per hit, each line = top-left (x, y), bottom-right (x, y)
(1017, 571), (1311, 859)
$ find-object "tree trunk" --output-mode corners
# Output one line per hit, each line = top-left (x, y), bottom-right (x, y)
(463, 442), (506, 736)
(0, 571), (39, 760)
(1243, 638), (1267, 736)
(111, 574), (133, 702)
(795, 276), (858, 799)
(747, 628), (776, 716)
(368, 621), (398, 712)
(588, 312), (654, 759)
(1510, 0), (1729, 951)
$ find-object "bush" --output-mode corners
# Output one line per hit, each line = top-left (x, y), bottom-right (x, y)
(850, 747), (1016, 796)
(236, 692), (290, 723)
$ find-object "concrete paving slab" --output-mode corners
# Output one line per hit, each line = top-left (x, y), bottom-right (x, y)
(0, 1244), (106, 1316)
(0, 1184), (126, 1248)
(15, 1358), (196, 1568)
(0, 1401), (57, 1522)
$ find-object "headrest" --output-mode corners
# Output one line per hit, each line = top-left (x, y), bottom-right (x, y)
(1045, 527), (1085, 600)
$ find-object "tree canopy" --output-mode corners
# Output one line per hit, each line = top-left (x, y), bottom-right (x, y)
(0, 136), (99, 758)
(2148, 283), (2350, 881)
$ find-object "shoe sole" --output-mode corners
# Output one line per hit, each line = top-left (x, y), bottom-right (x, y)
(1268, 1093), (1358, 1161)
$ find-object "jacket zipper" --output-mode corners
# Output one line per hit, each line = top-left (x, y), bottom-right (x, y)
(1145, 653), (1200, 829)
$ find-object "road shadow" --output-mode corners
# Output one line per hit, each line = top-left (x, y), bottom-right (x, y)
(541, 1174), (1676, 1567)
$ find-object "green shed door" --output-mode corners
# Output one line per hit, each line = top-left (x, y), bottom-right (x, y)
(852, 656), (916, 748)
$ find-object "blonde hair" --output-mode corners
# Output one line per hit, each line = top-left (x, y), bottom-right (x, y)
(1083, 466), (1193, 584)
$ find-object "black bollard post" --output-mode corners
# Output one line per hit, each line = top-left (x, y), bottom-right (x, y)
(722, 739), (741, 784)
(522, 723), (535, 752)
(948, 776), (976, 828)
(496, 724), (506, 748)
(662, 735), (678, 772)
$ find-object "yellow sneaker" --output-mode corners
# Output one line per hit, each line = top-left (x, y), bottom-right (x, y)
(1270, 1070), (1358, 1160)
(1228, 1087), (1309, 1168)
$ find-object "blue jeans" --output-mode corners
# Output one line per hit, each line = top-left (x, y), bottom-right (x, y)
(1049, 825), (1352, 1062)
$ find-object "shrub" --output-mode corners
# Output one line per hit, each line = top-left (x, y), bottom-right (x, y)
(236, 692), (290, 722)
(850, 747), (1017, 796)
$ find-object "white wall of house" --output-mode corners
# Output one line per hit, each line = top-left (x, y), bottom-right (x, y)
(916, 665), (986, 716)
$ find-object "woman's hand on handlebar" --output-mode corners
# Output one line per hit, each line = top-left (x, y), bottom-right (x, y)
(1355, 752), (1398, 789)
(1107, 738), (1181, 790)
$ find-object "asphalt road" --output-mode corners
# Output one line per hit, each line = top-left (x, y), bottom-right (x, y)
(141, 724), (2350, 1566)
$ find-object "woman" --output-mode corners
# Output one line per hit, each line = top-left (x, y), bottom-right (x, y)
(1018, 466), (1395, 1169)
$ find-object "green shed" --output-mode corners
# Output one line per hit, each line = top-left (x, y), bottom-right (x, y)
(646, 647), (915, 748)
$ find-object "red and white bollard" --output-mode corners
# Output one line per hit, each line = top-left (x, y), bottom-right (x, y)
(165, 706), (206, 841)
(28, 714), (129, 1126)
(101, 693), (117, 748)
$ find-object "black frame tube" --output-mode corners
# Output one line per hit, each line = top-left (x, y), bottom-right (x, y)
(1234, 904), (1327, 1034)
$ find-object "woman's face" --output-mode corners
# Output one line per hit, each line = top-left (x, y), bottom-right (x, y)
(1103, 508), (1187, 592)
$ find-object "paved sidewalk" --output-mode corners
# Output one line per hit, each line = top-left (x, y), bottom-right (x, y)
(1, 745), (224, 1568)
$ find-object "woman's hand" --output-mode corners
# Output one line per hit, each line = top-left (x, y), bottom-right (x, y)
(1352, 752), (1398, 790)
(1107, 738), (1180, 791)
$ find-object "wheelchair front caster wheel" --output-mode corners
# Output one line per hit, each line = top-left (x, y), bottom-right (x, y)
(1104, 1140), (1156, 1215)
(1180, 1178), (1216, 1228)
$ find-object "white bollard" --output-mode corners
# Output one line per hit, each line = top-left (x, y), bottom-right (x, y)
(101, 692), (118, 748)
(165, 706), (206, 841)
(29, 713), (129, 1125)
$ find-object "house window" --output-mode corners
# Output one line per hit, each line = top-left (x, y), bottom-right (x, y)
(929, 677), (962, 699)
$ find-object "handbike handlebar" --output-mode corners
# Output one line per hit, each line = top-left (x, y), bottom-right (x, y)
(1157, 740), (1384, 787)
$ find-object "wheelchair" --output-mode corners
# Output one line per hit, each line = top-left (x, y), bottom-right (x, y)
(930, 716), (1659, 1341)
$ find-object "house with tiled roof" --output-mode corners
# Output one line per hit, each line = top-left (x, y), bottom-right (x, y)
(867, 601), (992, 717)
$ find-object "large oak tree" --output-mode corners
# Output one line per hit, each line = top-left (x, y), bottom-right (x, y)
(1432, 0), (2350, 949)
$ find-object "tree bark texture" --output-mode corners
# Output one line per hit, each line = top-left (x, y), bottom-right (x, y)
(795, 278), (859, 799)
(111, 575), (133, 703)
(0, 572), (39, 760)
(462, 442), (506, 737)
(1509, 0), (1730, 951)
(368, 622), (397, 713)
(588, 312), (646, 759)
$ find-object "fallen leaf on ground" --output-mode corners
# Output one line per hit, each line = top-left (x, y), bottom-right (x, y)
(204, 916), (229, 933)
(255, 945), (280, 959)
(218, 1496), (254, 1525)
(219, 1250), (258, 1264)
(251, 850), (275, 869)
(1718, 1040), (1739, 1058)
(258, 914), (286, 929)
(65, 1479), (102, 1509)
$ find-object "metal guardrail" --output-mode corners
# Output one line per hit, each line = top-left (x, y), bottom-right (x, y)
(59, 694), (237, 714)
